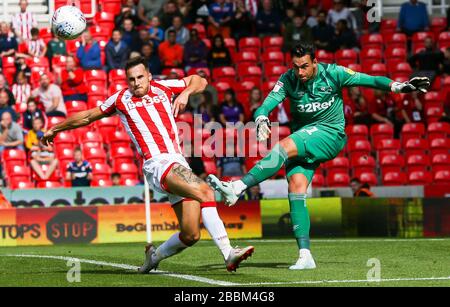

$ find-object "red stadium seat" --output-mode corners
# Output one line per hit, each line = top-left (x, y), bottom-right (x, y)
(380, 19), (397, 34)
(203, 160), (217, 175)
(187, 67), (211, 79)
(431, 17), (447, 38)
(6, 165), (31, 182)
(262, 80), (277, 95)
(365, 63), (387, 75)
(380, 154), (405, 174)
(351, 155), (376, 178)
(2, 149), (26, 164)
(108, 69), (126, 83)
(237, 65), (262, 85)
(348, 139), (372, 158)
(429, 137), (450, 156)
(262, 36), (283, 52)
(316, 49), (334, 63)
(9, 179), (34, 190)
(83, 147), (107, 164)
(345, 125), (368, 140)
(411, 32), (434, 50)
(425, 106), (444, 123)
(239, 37), (261, 54)
(385, 47), (407, 62)
(401, 123), (425, 146)
(161, 68), (186, 78)
(407, 154), (431, 173)
(375, 138), (401, 153)
(388, 62), (413, 78)
(360, 48), (383, 67)
(438, 31), (450, 48)
(111, 146), (134, 165)
(311, 173), (325, 187)
(327, 172), (350, 187)
(53, 131), (77, 150)
(324, 157), (350, 174)
(113, 163), (138, 180)
(39, 27), (52, 44)
(121, 178), (140, 186)
(360, 33), (384, 49)
(65, 100), (88, 116)
(212, 66), (236, 83)
(85, 69), (107, 85)
(37, 181), (63, 188)
(80, 131), (103, 149)
(408, 170), (432, 185)
(434, 170), (450, 184)
(92, 162), (112, 177)
(335, 49), (358, 66)
(91, 178), (113, 187)
(96, 116), (120, 140)
(431, 154), (450, 172)
(404, 138), (429, 159)
(359, 172), (378, 186)
(108, 83), (127, 96)
(99, 0), (122, 15)
(382, 171), (407, 186)
(347, 63), (362, 73)
(423, 91), (445, 107)
(370, 124), (394, 146)
(234, 51), (258, 66)
(107, 131), (132, 148)
(265, 65), (288, 79)
(262, 51), (285, 66)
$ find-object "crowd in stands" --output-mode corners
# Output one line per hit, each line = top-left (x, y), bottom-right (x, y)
(0, 0), (449, 191)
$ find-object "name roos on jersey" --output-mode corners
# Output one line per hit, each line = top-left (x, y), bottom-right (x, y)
(297, 97), (335, 113)
(125, 94), (168, 111)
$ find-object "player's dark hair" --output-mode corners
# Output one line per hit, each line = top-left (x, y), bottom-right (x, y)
(30, 27), (39, 36)
(125, 56), (148, 72)
(291, 43), (316, 60)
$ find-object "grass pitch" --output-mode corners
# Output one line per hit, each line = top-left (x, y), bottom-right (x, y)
(1, 238), (450, 287)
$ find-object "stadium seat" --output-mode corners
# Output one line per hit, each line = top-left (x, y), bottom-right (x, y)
(315, 49), (334, 63)
(431, 17), (447, 38)
(359, 172), (378, 186)
(53, 131), (77, 151)
(108, 83), (127, 96)
(434, 170), (450, 184)
(84, 69), (107, 86)
(345, 125), (368, 140)
(262, 50), (285, 68)
(265, 65), (288, 80)
(161, 68), (186, 78)
(107, 131), (132, 148)
(404, 138), (429, 159)
(262, 36), (283, 52)
(234, 51), (258, 66)
(327, 172), (350, 187)
(408, 170), (432, 185)
(425, 106), (444, 123)
(382, 171), (407, 186)
(187, 23), (206, 39)
(27, 56), (50, 71)
(431, 153), (450, 172)
(380, 154), (405, 174)
(347, 63), (362, 73)
(110, 146), (134, 166)
(406, 154), (430, 173)
(411, 31), (434, 50)
(6, 164), (31, 182)
(401, 123), (425, 146)
(429, 137), (450, 156)
(36, 181), (63, 189)
(347, 139), (372, 159)
(91, 178), (113, 187)
(423, 91), (445, 107)
(262, 80), (277, 95)
(212, 66), (236, 83)
(438, 31), (450, 48)
(65, 100), (88, 116)
(99, 0), (122, 15)
(351, 155), (376, 178)
(238, 37), (261, 54)
(108, 69), (126, 83)
(213, 81), (232, 101)
(9, 179), (34, 190)
(187, 67), (211, 79)
(324, 157), (350, 175)
(311, 173), (325, 187)
(122, 178), (140, 186)
(335, 49), (358, 66)
(360, 48), (383, 67)
(237, 65), (262, 85)
(96, 116), (120, 141)
(113, 163), (138, 180)
(2, 149), (27, 164)
(39, 27), (52, 44)
(80, 131), (103, 149)
(360, 33), (384, 49)
(365, 63), (387, 75)
(203, 160), (217, 175)
(83, 147), (107, 164)
(92, 162), (112, 177)
(370, 124), (394, 146)
(93, 12), (115, 32)
(388, 62), (413, 78)
(375, 138), (401, 155)
(385, 47), (407, 62)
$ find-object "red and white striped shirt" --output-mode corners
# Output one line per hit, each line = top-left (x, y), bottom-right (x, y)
(12, 11), (38, 41)
(12, 83), (31, 105)
(26, 39), (46, 57)
(100, 79), (187, 160)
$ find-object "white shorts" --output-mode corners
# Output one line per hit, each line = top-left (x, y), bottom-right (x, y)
(143, 153), (191, 205)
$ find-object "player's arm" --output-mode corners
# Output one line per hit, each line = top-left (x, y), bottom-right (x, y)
(41, 107), (107, 146)
(172, 75), (208, 117)
(337, 65), (430, 94)
(253, 77), (288, 141)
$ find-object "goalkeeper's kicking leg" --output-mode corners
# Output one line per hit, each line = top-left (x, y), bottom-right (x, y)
(139, 163), (254, 273)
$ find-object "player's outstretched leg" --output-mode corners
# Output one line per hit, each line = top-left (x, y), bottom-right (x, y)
(164, 164), (254, 272)
(207, 138), (298, 206)
(287, 174), (316, 270)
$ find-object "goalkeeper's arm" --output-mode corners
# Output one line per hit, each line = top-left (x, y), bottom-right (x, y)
(253, 86), (286, 142)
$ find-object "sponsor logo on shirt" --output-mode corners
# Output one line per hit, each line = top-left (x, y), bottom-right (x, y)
(297, 97), (335, 113)
(125, 95), (166, 111)
(344, 68), (356, 75)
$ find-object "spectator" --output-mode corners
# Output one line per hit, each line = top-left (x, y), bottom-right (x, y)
(191, 91), (217, 125)
(11, 71), (31, 105)
(246, 184), (263, 200)
(0, 74), (15, 106)
(158, 29), (184, 68)
(18, 27), (47, 58)
(348, 87), (371, 125)
(393, 93), (423, 137)
(350, 177), (374, 197)
(312, 10), (335, 52)
(105, 29), (130, 72)
(76, 30), (102, 69)
(14, 55), (31, 82)
(197, 69), (218, 106)
(58, 56), (88, 102)
(398, 0), (430, 36)
(408, 37), (444, 81)
(369, 89), (395, 125)
(307, 6), (319, 28)
(141, 43), (162, 75)
(217, 143), (246, 178)
(0, 111), (24, 154)
(12, 0), (38, 42)
(326, 0), (357, 30)
(443, 47), (450, 75)
(219, 89), (245, 126)
(0, 22), (18, 58)
(115, 0), (141, 27)
(138, 0), (165, 26)
(281, 7), (296, 33)
(248, 87), (263, 120)
(184, 144), (208, 179)
(66, 148), (93, 187)
(208, 0), (233, 38)
(331, 19), (359, 51)
(121, 18), (141, 52)
(189, 0), (212, 25)
(148, 16), (164, 49)
(183, 29), (208, 70)
(165, 15), (190, 45)
(0, 90), (17, 121)
(283, 14), (313, 52)
(25, 117), (45, 151)
(352, 0), (379, 35)
(111, 172), (121, 186)
(230, 0), (254, 40)
(158, 1), (183, 30)
(31, 73), (66, 117)
(207, 34), (232, 68)
(46, 32), (67, 64)
(268, 101), (290, 126)
(256, 0), (282, 36)
(22, 99), (46, 131)
(29, 139), (59, 181)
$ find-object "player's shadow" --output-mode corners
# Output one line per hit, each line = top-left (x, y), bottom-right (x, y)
(53, 269), (164, 275)
(197, 262), (292, 270)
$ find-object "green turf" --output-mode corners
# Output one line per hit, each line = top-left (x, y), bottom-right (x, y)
(1, 238), (450, 287)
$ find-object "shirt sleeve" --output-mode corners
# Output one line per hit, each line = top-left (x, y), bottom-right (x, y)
(334, 65), (393, 92)
(254, 73), (288, 119)
(99, 90), (121, 115)
(155, 79), (187, 95)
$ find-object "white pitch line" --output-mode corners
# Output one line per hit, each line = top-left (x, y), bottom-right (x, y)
(2, 254), (237, 286)
(237, 276), (450, 286)
(242, 238), (450, 243)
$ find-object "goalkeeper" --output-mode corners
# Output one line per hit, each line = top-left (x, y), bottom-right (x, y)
(207, 43), (430, 270)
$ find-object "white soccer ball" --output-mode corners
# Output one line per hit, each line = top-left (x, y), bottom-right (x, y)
(51, 5), (86, 40)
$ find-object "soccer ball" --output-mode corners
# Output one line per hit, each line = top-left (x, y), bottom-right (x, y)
(51, 5), (86, 40)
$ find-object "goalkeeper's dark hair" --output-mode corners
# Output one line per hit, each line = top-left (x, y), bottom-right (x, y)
(291, 43), (316, 60)
(125, 56), (148, 72)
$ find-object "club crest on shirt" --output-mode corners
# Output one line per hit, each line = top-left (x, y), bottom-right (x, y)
(319, 86), (333, 93)
(273, 81), (284, 93)
(344, 68), (356, 75)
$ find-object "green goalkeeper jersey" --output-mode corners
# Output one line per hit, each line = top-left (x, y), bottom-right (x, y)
(254, 63), (394, 133)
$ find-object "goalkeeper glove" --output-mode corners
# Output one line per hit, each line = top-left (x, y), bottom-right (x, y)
(255, 115), (271, 142)
(391, 76), (431, 94)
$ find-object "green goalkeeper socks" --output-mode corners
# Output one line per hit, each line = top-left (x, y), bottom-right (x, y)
(289, 193), (311, 250)
(241, 144), (289, 187)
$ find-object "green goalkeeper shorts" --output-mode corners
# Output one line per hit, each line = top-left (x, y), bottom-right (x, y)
(285, 125), (347, 183)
